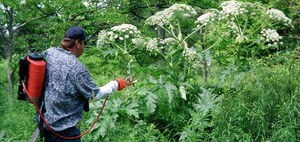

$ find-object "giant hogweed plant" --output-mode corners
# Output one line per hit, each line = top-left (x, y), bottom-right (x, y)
(89, 1), (293, 140)
(85, 24), (143, 138)
(142, 0), (293, 108)
(195, 1), (292, 69)
(143, 4), (204, 103)
(178, 1), (293, 141)
(143, 1), (292, 141)
(144, 3), (203, 74)
(89, 4), (210, 139)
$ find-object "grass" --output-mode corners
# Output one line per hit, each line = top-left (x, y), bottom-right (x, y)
(0, 90), (37, 141)
(209, 58), (300, 141)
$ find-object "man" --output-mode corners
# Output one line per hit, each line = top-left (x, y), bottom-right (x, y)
(41, 27), (130, 141)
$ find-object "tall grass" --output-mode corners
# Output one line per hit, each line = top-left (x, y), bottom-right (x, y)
(210, 60), (299, 141)
(0, 89), (37, 141)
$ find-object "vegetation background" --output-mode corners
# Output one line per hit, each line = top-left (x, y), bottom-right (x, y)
(0, 0), (299, 141)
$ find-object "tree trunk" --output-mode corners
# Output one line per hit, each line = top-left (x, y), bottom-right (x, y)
(5, 7), (14, 106)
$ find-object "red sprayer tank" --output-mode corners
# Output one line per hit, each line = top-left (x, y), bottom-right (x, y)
(26, 54), (46, 99)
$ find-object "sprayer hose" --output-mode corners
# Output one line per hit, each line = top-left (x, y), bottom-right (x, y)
(22, 83), (108, 140)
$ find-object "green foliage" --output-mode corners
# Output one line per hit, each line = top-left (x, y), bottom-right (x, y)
(84, 119), (166, 142)
(1, 0), (300, 141)
(178, 57), (300, 141)
(138, 87), (158, 113)
(209, 60), (299, 141)
(86, 95), (140, 138)
(179, 88), (221, 141)
(196, 1), (294, 71)
(0, 87), (36, 141)
(0, 59), (7, 88)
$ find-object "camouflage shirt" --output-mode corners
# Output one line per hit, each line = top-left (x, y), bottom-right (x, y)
(43, 47), (99, 131)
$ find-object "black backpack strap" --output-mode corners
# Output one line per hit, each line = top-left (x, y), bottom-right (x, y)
(37, 94), (46, 141)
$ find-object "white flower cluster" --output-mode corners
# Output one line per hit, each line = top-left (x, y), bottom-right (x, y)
(111, 24), (140, 34)
(196, 12), (217, 26)
(228, 21), (239, 34)
(146, 37), (179, 53)
(161, 37), (177, 45)
(110, 24), (141, 40)
(132, 38), (146, 46)
(183, 47), (197, 61)
(168, 4), (197, 17)
(220, 0), (248, 17)
(97, 24), (141, 47)
(145, 3), (197, 26)
(260, 29), (283, 46)
(266, 8), (292, 26)
(97, 30), (110, 48)
(146, 38), (160, 52)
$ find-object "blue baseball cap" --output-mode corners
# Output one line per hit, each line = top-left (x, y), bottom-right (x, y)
(64, 27), (88, 40)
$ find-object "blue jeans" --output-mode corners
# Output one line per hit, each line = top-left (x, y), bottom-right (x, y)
(43, 126), (81, 142)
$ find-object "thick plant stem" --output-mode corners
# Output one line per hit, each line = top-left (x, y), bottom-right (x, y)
(157, 25), (165, 68)
(202, 59), (208, 83)
(200, 28), (208, 83)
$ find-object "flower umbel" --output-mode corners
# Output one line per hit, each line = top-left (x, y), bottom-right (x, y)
(145, 3), (197, 26)
(196, 12), (217, 26)
(132, 38), (146, 46)
(110, 24), (141, 41)
(183, 47), (197, 61)
(97, 30), (110, 48)
(96, 24), (141, 48)
(111, 24), (140, 34)
(146, 38), (160, 52)
(266, 8), (292, 26)
(162, 37), (177, 45)
(260, 29), (283, 47)
(228, 21), (239, 34)
(220, 0), (248, 17)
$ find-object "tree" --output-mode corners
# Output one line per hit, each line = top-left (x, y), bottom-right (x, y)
(0, 0), (57, 105)
(0, 0), (126, 105)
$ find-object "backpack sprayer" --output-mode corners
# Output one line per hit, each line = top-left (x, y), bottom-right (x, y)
(18, 52), (46, 104)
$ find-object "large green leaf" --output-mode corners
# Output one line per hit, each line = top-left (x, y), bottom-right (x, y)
(146, 92), (157, 113)
(125, 102), (140, 118)
(164, 82), (177, 103)
(195, 88), (222, 115)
